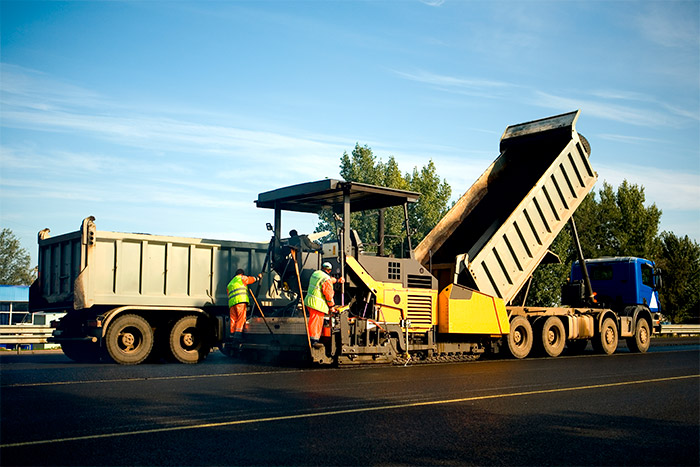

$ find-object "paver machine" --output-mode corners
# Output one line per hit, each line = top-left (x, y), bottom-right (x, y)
(240, 179), (509, 364)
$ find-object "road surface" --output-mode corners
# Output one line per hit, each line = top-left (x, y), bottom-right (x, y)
(1, 338), (698, 466)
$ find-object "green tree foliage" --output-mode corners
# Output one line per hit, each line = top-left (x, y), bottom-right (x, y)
(407, 161), (452, 245)
(526, 180), (662, 306)
(656, 232), (700, 323)
(317, 144), (451, 257)
(573, 181), (662, 260)
(0, 228), (36, 285)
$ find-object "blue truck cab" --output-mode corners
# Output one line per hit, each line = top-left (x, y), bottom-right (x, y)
(571, 257), (661, 312)
(570, 257), (662, 335)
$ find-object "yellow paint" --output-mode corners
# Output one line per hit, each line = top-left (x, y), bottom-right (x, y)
(438, 284), (509, 335)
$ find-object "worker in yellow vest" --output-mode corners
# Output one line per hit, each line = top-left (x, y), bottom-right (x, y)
(227, 268), (262, 341)
(304, 262), (343, 348)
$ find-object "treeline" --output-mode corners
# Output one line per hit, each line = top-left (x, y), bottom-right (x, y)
(319, 144), (700, 324)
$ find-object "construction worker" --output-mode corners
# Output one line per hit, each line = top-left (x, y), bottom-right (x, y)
(304, 262), (343, 348)
(227, 269), (262, 341)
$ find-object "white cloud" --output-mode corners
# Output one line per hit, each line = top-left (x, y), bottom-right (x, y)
(392, 68), (698, 129)
(420, 0), (445, 6)
(532, 91), (697, 128)
(392, 69), (516, 93)
(635, 3), (699, 49)
(596, 162), (700, 212)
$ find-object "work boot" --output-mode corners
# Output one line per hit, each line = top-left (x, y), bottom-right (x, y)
(311, 340), (324, 349)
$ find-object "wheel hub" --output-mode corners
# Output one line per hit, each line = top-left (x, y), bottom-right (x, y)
(547, 329), (556, 344)
(604, 328), (614, 345)
(639, 326), (649, 344)
(182, 332), (194, 347)
(120, 332), (135, 349)
(513, 329), (523, 345)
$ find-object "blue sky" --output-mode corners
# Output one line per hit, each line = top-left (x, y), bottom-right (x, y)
(1, 0), (699, 265)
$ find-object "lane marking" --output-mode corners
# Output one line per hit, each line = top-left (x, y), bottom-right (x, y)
(2, 374), (698, 449)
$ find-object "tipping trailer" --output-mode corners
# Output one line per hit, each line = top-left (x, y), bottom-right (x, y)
(416, 110), (657, 358)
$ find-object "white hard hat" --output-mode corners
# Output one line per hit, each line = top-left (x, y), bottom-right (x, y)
(322, 262), (332, 270)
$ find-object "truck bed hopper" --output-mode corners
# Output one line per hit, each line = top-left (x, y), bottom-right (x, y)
(415, 110), (597, 304)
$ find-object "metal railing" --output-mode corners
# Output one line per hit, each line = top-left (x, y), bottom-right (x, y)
(658, 324), (700, 336)
(0, 325), (53, 346)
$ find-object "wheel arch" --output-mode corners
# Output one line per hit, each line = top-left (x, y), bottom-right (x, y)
(597, 310), (619, 331)
(620, 305), (653, 329)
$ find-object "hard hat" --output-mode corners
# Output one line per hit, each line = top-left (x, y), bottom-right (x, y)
(322, 262), (332, 270)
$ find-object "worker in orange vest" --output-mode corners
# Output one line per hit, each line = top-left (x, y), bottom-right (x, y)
(227, 269), (262, 341)
(304, 262), (343, 349)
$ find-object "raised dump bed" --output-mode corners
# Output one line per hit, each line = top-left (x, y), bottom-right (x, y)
(31, 216), (269, 311)
(415, 110), (597, 304)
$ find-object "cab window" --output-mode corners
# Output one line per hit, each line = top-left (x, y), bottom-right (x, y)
(641, 263), (654, 287)
(590, 265), (613, 281)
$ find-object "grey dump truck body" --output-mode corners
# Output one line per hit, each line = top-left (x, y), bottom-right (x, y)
(416, 111), (596, 304)
(34, 217), (269, 310)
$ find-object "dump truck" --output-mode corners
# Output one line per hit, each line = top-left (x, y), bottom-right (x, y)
(29, 218), (271, 364)
(29, 110), (659, 365)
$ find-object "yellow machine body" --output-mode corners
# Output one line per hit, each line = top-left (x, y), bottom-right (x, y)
(346, 256), (437, 331)
(438, 283), (509, 335)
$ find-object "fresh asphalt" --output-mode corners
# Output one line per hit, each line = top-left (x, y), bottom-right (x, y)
(1, 337), (698, 466)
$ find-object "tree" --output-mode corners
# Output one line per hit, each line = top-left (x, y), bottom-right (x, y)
(573, 181), (662, 260)
(317, 143), (451, 257)
(525, 180), (662, 307)
(656, 232), (700, 323)
(407, 160), (452, 246)
(0, 228), (36, 285)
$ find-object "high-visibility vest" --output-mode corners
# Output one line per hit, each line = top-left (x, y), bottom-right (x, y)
(227, 275), (249, 307)
(304, 270), (333, 314)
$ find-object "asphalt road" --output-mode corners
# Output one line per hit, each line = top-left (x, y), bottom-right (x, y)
(1, 338), (699, 466)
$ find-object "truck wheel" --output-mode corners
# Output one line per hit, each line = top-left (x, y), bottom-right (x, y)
(626, 319), (651, 353)
(105, 314), (154, 365)
(169, 315), (210, 364)
(61, 341), (102, 363)
(508, 316), (533, 359)
(540, 317), (566, 357)
(593, 317), (618, 355)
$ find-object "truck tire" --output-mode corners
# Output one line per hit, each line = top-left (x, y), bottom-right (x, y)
(169, 315), (210, 364)
(105, 314), (154, 365)
(508, 315), (533, 359)
(540, 317), (566, 357)
(592, 317), (618, 355)
(626, 319), (651, 353)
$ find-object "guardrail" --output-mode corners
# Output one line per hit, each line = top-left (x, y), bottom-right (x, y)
(658, 324), (700, 336)
(0, 325), (54, 351)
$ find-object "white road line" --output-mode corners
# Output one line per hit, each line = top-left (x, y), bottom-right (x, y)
(2, 374), (697, 449)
